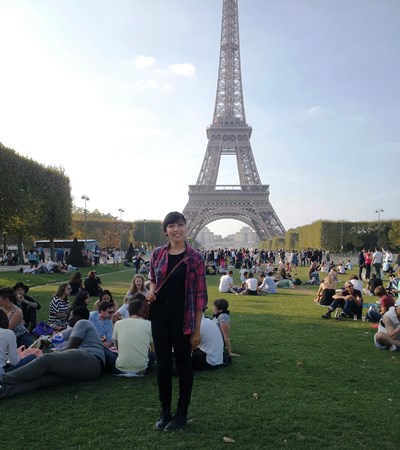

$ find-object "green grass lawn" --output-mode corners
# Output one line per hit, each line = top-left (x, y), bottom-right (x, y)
(1, 266), (399, 450)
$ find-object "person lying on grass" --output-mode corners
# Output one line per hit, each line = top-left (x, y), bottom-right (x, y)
(0, 306), (105, 400)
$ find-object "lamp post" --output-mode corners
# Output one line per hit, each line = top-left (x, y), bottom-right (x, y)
(340, 220), (343, 254)
(375, 208), (384, 247)
(118, 208), (124, 252)
(143, 219), (146, 253)
(81, 195), (90, 249)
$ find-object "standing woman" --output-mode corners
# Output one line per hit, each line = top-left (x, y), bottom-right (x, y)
(146, 212), (208, 431)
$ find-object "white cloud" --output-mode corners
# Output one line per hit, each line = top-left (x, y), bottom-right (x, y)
(133, 55), (156, 69)
(170, 63), (196, 78)
(304, 106), (322, 116)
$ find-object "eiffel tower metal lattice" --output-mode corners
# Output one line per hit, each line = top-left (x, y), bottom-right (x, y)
(182, 0), (285, 242)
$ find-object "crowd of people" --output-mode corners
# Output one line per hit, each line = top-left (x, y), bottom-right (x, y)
(0, 212), (239, 432)
(1, 230), (400, 429)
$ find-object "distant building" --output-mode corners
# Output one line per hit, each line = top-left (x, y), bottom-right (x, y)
(196, 226), (258, 250)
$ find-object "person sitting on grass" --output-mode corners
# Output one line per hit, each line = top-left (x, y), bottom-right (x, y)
(0, 288), (33, 348)
(107, 298), (155, 377)
(239, 272), (258, 295)
(48, 283), (71, 330)
(0, 306), (105, 400)
(212, 299), (239, 357)
(366, 286), (395, 322)
(349, 275), (363, 293)
(373, 299), (400, 351)
(192, 312), (224, 371)
(363, 273), (383, 296)
(92, 289), (119, 313)
(84, 271), (102, 297)
(89, 301), (114, 348)
(68, 290), (90, 318)
(0, 310), (37, 375)
(258, 272), (277, 294)
(218, 270), (235, 293)
(12, 282), (41, 333)
(314, 275), (336, 305)
(321, 280), (363, 321)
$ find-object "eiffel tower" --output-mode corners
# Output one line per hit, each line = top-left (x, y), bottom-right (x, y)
(183, 0), (285, 242)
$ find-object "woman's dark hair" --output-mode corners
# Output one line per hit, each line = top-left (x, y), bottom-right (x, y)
(163, 211), (186, 232)
(0, 288), (13, 302)
(70, 290), (89, 310)
(55, 283), (70, 298)
(69, 271), (82, 283)
(214, 298), (229, 314)
(128, 298), (144, 316)
(99, 289), (114, 303)
(0, 309), (9, 329)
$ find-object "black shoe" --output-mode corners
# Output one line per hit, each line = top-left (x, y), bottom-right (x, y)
(155, 410), (172, 430)
(164, 414), (187, 431)
(321, 310), (332, 319)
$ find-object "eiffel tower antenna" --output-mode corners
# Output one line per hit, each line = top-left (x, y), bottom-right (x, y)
(183, 0), (285, 241)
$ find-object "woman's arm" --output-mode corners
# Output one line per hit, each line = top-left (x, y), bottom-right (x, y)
(190, 310), (203, 349)
(8, 308), (23, 330)
(220, 321), (240, 357)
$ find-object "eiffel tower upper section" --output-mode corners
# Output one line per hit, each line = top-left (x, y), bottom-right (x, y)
(183, 0), (285, 241)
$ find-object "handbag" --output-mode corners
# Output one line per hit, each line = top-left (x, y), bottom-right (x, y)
(138, 255), (189, 320)
(32, 321), (54, 336)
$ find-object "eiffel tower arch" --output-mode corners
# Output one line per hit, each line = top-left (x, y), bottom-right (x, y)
(183, 0), (285, 242)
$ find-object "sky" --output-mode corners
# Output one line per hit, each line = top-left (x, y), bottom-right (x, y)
(0, 0), (399, 238)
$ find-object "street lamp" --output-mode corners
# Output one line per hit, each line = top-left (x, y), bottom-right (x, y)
(143, 219), (146, 253)
(81, 195), (90, 249)
(339, 220), (344, 254)
(118, 208), (124, 252)
(375, 208), (384, 247)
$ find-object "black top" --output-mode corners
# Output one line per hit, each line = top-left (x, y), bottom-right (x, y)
(150, 252), (186, 320)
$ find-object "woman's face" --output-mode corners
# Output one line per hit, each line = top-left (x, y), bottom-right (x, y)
(134, 277), (143, 289)
(101, 294), (111, 302)
(165, 221), (187, 244)
(64, 285), (72, 297)
(85, 296), (90, 305)
(213, 305), (220, 315)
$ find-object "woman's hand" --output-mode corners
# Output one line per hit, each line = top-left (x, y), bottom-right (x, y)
(190, 331), (201, 350)
(145, 291), (157, 303)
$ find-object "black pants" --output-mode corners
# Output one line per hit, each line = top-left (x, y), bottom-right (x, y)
(151, 317), (193, 412)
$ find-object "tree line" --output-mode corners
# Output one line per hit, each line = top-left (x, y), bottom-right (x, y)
(0, 143), (72, 262)
(261, 220), (400, 252)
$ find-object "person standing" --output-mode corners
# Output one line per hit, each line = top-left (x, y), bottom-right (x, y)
(146, 212), (208, 431)
(372, 247), (383, 279)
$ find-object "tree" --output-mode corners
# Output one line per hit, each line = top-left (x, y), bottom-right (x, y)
(35, 166), (73, 259)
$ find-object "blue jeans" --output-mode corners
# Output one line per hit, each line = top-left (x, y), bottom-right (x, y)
(330, 299), (362, 318)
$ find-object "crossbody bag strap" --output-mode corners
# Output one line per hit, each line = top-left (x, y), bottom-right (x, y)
(154, 255), (189, 295)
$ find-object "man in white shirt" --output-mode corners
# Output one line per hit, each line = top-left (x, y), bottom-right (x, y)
(372, 247), (383, 278)
(111, 299), (154, 376)
(218, 270), (235, 293)
(192, 314), (224, 370)
(258, 272), (277, 294)
(242, 272), (258, 295)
